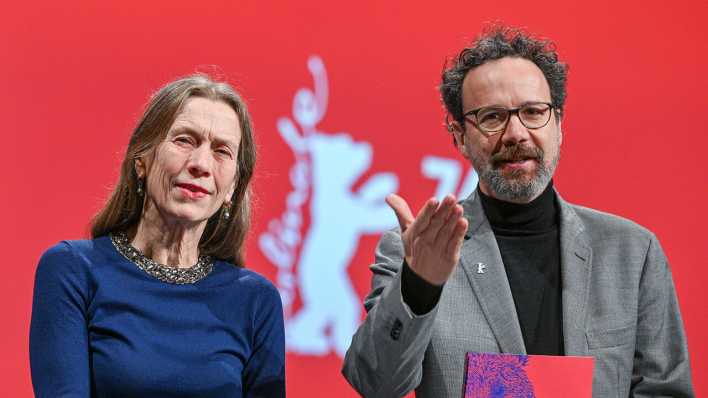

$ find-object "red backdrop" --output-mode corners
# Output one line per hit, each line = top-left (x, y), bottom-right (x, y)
(3, 0), (707, 396)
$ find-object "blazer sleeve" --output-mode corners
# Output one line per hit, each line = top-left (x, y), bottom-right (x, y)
(29, 242), (91, 398)
(342, 229), (441, 398)
(630, 235), (694, 397)
(243, 281), (286, 398)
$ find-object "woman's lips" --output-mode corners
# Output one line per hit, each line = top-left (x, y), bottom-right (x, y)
(176, 183), (209, 199)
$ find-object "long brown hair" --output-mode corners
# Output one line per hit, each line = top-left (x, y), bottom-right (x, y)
(91, 74), (256, 266)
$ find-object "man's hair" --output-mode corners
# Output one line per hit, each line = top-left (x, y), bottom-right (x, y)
(440, 25), (568, 126)
(91, 73), (256, 266)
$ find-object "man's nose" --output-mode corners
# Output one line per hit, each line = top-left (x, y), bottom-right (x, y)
(500, 113), (531, 146)
(188, 145), (212, 178)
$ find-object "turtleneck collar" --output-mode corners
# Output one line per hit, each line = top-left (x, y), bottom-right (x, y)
(478, 180), (558, 233)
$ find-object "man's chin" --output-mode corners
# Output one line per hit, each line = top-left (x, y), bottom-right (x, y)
(481, 169), (548, 203)
(499, 168), (536, 181)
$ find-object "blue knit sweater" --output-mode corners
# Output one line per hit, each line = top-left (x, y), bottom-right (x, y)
(30, 236), (285, 397)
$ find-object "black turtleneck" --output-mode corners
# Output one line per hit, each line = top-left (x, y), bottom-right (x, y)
(478, 181), (563, 355)
(401, 181), (564, 356)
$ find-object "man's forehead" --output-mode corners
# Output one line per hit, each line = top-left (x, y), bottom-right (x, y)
(461, 57), (551, 109)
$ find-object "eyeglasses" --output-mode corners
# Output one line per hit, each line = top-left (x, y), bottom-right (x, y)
(463, 102), (554, 136)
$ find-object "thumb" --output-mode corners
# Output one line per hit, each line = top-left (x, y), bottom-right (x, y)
(386, 194), (414, 233)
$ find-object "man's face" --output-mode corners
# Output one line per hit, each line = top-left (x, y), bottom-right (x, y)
(452, 57), (562, 203)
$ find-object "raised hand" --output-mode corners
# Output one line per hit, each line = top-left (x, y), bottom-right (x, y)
(386, 194), (468, 286)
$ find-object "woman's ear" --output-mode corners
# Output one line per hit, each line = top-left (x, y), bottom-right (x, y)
(226, 180), (236, 204)
(134, 158), (146, 179)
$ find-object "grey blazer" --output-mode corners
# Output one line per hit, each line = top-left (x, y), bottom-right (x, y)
(342, 190), (693, 397)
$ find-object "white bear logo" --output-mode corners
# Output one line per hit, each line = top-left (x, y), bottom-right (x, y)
(260, 56), (398, 357)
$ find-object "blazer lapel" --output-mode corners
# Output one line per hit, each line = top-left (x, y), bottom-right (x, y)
(557, 193), (593, 356)
(459, 191), (526, 354)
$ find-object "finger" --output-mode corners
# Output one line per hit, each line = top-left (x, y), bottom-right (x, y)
(418, 194), (457, 241)
(434, 203), (463, 247)
(405, 197), (439, 238)
(445, 216), (469, 262)
(385, 194), (415, 232)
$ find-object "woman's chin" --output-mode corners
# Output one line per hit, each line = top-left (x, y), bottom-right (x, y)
(159, 207), (215, 227)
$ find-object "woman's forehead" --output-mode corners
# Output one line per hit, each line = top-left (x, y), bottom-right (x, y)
(172, 97), (241, 143)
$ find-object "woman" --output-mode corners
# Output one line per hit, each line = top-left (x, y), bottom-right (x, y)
(29, 74), (285, 397)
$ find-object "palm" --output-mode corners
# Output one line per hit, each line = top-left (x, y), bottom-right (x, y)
(386, 194), (468, 286)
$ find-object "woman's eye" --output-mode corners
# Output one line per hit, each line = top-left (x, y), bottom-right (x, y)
(216, 148), (232, 158)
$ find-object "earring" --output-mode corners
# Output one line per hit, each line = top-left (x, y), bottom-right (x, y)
(222, 201), (231, 220)
(137, 179), (144, 196)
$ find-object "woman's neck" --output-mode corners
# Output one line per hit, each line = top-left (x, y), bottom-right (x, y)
(130, 205), (206, 268)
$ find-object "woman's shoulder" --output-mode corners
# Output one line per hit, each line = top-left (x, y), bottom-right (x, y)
(36, 237), (114, 278)
(214, 262), (281, 303)
(216, 262), (278, 290)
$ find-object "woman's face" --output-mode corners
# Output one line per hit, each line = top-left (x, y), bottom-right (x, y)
(137, 97), (241, 226)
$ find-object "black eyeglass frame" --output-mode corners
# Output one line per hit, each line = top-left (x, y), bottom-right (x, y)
(462, 102), (555, 136)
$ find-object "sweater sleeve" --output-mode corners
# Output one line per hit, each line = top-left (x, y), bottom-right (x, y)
(29, 242), (91, 398)
(401, 259), (443, 315)
(242, 281), (286, 398)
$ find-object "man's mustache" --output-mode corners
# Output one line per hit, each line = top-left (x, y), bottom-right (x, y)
(490, 145), (544, 168)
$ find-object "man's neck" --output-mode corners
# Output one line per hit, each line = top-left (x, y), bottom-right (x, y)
(478, 181), (557, 232)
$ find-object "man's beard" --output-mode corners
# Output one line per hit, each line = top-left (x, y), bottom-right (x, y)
(473, 143), (559, 203)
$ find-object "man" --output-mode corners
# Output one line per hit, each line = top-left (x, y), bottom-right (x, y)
(342, 26), (694, 397)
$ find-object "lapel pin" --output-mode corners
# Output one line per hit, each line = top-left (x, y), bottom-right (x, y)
(476, 262), (486, 274)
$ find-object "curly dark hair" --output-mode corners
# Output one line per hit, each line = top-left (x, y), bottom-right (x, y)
(440, 25), (568, 126)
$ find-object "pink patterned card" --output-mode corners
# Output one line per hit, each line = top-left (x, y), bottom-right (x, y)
(463, 352), (594, 397)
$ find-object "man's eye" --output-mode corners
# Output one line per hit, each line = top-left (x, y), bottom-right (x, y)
(522, 106), (546, 116)
(479, 111), (504, 123)
(175, 136), (193, 145)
